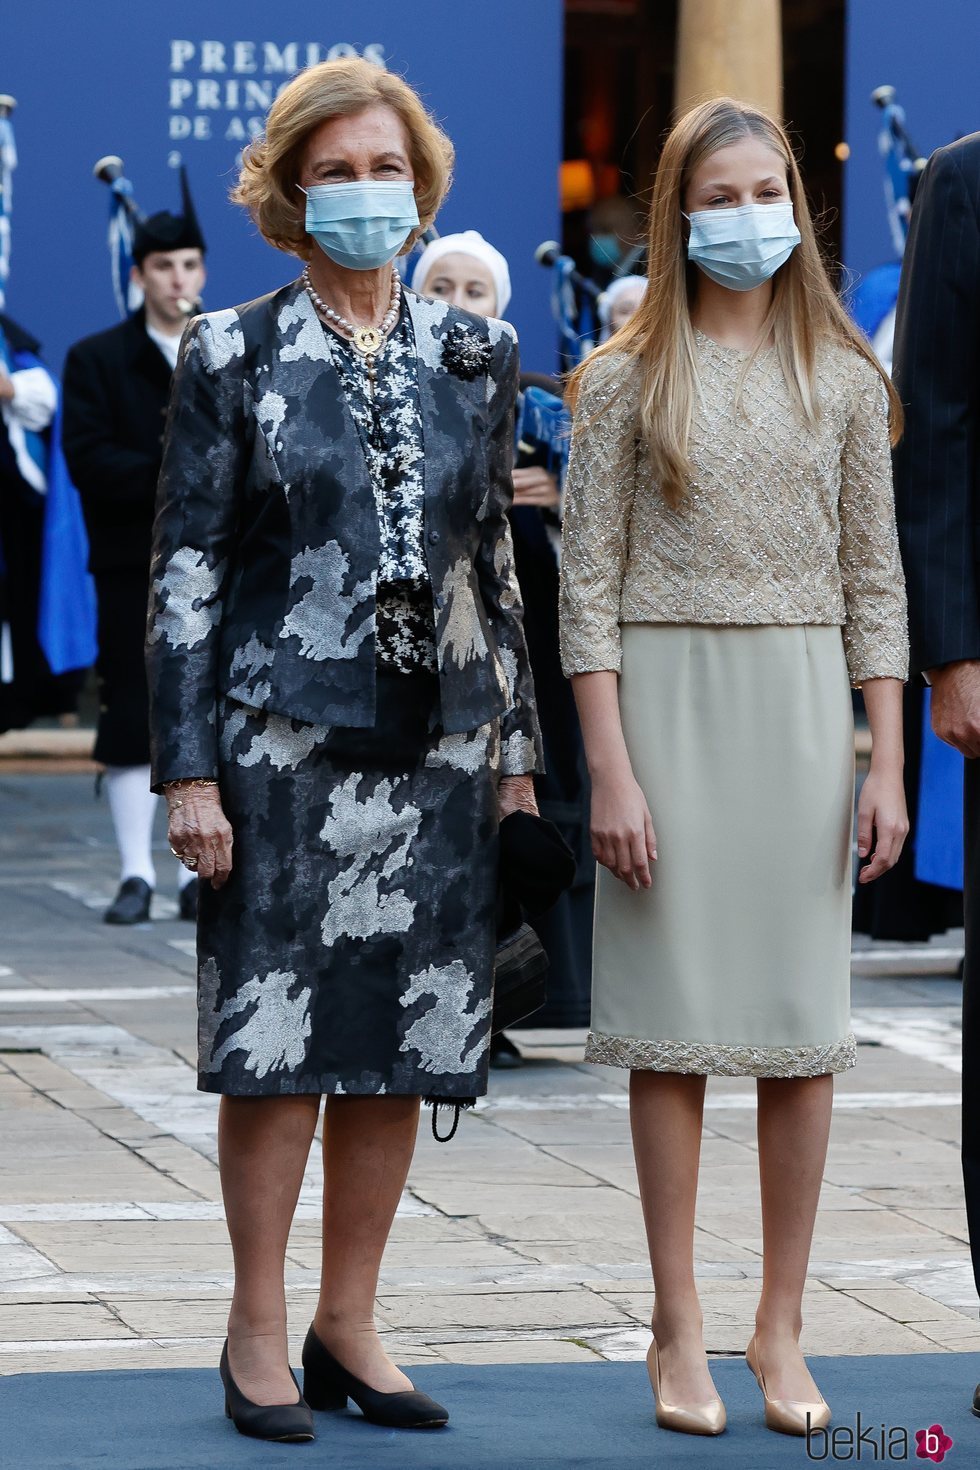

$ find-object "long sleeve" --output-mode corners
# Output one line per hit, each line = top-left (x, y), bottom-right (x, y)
(837, 358), (909, 684)
(558, 355), (638, 675)
(892, 142), (980, 674)
(61, 342), (159, 508)
(146, 310), (246, 789)
(477, 328), (544, 776)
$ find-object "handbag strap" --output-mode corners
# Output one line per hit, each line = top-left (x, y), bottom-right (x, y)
(430, 1101), (461, 1143)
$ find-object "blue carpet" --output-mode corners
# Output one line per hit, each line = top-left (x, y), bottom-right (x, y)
(3, 1356), (979, 1469)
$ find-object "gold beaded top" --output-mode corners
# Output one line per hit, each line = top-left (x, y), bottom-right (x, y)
(559, 334), (909, 687)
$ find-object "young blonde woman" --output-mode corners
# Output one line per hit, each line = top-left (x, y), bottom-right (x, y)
(560, 98), (909, 1439)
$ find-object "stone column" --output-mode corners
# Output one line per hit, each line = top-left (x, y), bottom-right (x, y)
(675, 0), (782, 118)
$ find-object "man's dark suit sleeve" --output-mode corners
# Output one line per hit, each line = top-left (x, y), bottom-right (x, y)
(892, 142), (980, 674)
(61, 340), (159, 509)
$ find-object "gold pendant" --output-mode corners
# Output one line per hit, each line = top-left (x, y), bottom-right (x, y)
(353, 325), (383, 354)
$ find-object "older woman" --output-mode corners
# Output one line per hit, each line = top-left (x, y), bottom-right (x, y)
(146, 59), (541, 1443)
(598, 274), (648, 341)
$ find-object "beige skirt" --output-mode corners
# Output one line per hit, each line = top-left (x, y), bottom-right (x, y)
(586, 624), (856, 1078)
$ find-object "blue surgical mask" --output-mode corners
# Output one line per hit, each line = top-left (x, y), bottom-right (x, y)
(589, 233), (621, 270)
(685, 202), (801, 291)
(299, 179), (420, 271)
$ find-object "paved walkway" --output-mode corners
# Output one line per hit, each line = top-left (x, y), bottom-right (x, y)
(1, 772), (978, 1379)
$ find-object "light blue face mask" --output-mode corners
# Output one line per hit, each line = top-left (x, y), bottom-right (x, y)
(589, 233), (621, 270)
(685, 202), (801, 291)
(299, 179), (420, 271)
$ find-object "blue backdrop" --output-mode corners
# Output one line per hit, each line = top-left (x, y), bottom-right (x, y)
(844, 0), (980, 279)
(2, 2), (563, 373)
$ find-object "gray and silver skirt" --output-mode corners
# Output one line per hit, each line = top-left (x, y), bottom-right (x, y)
(196, 670), (500, 1098)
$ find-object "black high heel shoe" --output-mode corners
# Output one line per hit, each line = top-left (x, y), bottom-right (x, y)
(302, 1324), (449, 1428)
(220, 1340), (315, 1442)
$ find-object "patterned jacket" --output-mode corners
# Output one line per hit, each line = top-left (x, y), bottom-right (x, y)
(146, 280), (543, 789)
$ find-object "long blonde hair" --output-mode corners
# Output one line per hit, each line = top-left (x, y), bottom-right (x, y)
(567, 97), (903, 507)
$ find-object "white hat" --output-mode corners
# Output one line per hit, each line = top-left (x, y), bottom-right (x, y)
(411, 230), (512, 316)
(597, 273), (648, 326)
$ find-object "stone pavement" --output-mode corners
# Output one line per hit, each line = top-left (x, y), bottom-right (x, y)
(1, 771), (978, 1381)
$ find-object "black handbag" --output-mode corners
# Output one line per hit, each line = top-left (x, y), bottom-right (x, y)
(429, 810), (575, 1143)
(491, 809), (576, 1033)
(492, 920), (550, 1034)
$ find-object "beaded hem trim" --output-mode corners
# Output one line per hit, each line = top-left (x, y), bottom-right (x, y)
(585, 1031), (857, 1078)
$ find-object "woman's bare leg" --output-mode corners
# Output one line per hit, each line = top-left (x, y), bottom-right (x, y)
(753, 1074), (834, 1399)
(630, 1070), (718, 1403)
(220, 1094), (321, 1404)
(313, 1095), (421, 1392)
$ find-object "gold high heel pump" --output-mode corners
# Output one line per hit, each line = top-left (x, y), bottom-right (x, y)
(745, 1335), (831, 1436)
(646, 1339), (726, 1435)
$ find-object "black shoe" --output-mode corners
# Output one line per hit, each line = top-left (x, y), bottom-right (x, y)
(104, 877), (152, 926)
(490, 1032), (524, 1070)
(220, 1341), (315, 1443)
(178, 879), (199, 922)
(302, 1325), (448, 1428)
(973, 1383), (980, 1418)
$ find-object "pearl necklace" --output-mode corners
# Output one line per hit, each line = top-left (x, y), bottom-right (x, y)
(302, 265), (401, 358)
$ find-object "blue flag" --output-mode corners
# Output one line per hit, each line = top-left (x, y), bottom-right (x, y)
(915, 691), (964, 891)
(38, 389), (98, 675)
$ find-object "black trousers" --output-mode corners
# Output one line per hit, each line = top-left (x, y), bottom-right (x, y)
(964, 760), (980, 1304)
(93, 567), (151, 767)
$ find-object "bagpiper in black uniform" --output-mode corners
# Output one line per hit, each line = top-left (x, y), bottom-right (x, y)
(62, 176), (206, 923)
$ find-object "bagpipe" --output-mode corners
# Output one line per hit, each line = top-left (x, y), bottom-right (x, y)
(847, 85), (927, 349)
(0, 93), (96, 677)
(0, 94), (16, 311)
(534, 239), (601, 371)
(871, 84), (926, 257)
(92, 155), (203, 319)
(92, 155), (145, 317)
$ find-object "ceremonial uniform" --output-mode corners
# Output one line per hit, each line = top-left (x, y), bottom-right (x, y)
(61, 175), (206, 923)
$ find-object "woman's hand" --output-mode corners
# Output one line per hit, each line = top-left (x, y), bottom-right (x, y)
(165, 782), (234, 889)
(590, 767), (657, 891)
(858, 679), (909, 885)
(855, 766), (909, 884)
(512, 466), (561, 509)
(499, 774), (539, 819)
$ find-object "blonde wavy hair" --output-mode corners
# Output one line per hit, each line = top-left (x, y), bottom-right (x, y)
(567, 97), (903, 507)
(232, 58), (455, 260)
